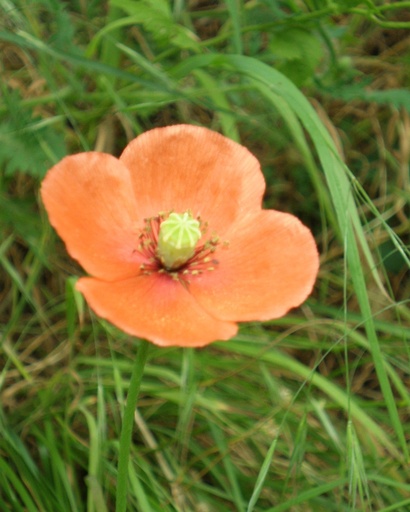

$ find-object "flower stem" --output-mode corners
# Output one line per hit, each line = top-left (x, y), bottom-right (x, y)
(115, 339), (150, 512)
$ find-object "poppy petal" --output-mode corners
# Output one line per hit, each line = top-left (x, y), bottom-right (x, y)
(120, 125), (265, 234)
(41, 153), (143, 281)
(76, 274), (238, 347)
(189, 210), (319, 321)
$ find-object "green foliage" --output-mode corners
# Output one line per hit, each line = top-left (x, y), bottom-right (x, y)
(110, 0), (202, 51)
(268, 28), (324, 86)
(330, 85), (410, 113)
(0, 88), (66, 177)
(1, 0), (410, 511)
(0, 194), (44, 273)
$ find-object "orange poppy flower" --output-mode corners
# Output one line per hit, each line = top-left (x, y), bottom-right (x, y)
(41, 125), (319, 347)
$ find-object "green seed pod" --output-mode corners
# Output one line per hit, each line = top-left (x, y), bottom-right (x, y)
(157, 212), (202, 270)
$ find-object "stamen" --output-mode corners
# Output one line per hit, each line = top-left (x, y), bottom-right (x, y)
(136, 210), (226, 281)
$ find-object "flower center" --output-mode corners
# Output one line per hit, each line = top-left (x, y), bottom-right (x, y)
(137, 210), (222, 280)
(157, 211), (202, 270)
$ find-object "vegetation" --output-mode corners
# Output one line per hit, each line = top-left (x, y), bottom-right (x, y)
(1, 0), (409, 510)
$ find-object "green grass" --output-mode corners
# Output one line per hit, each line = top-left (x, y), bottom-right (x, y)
(1, 0), (410, 510)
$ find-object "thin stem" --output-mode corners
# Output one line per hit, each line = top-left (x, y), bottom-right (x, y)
(115, 339), (150, 512)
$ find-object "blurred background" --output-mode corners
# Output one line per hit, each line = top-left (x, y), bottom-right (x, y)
(1, 1), (409, 511)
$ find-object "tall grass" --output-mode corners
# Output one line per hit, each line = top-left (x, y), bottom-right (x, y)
(1, 1), (409, 511)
